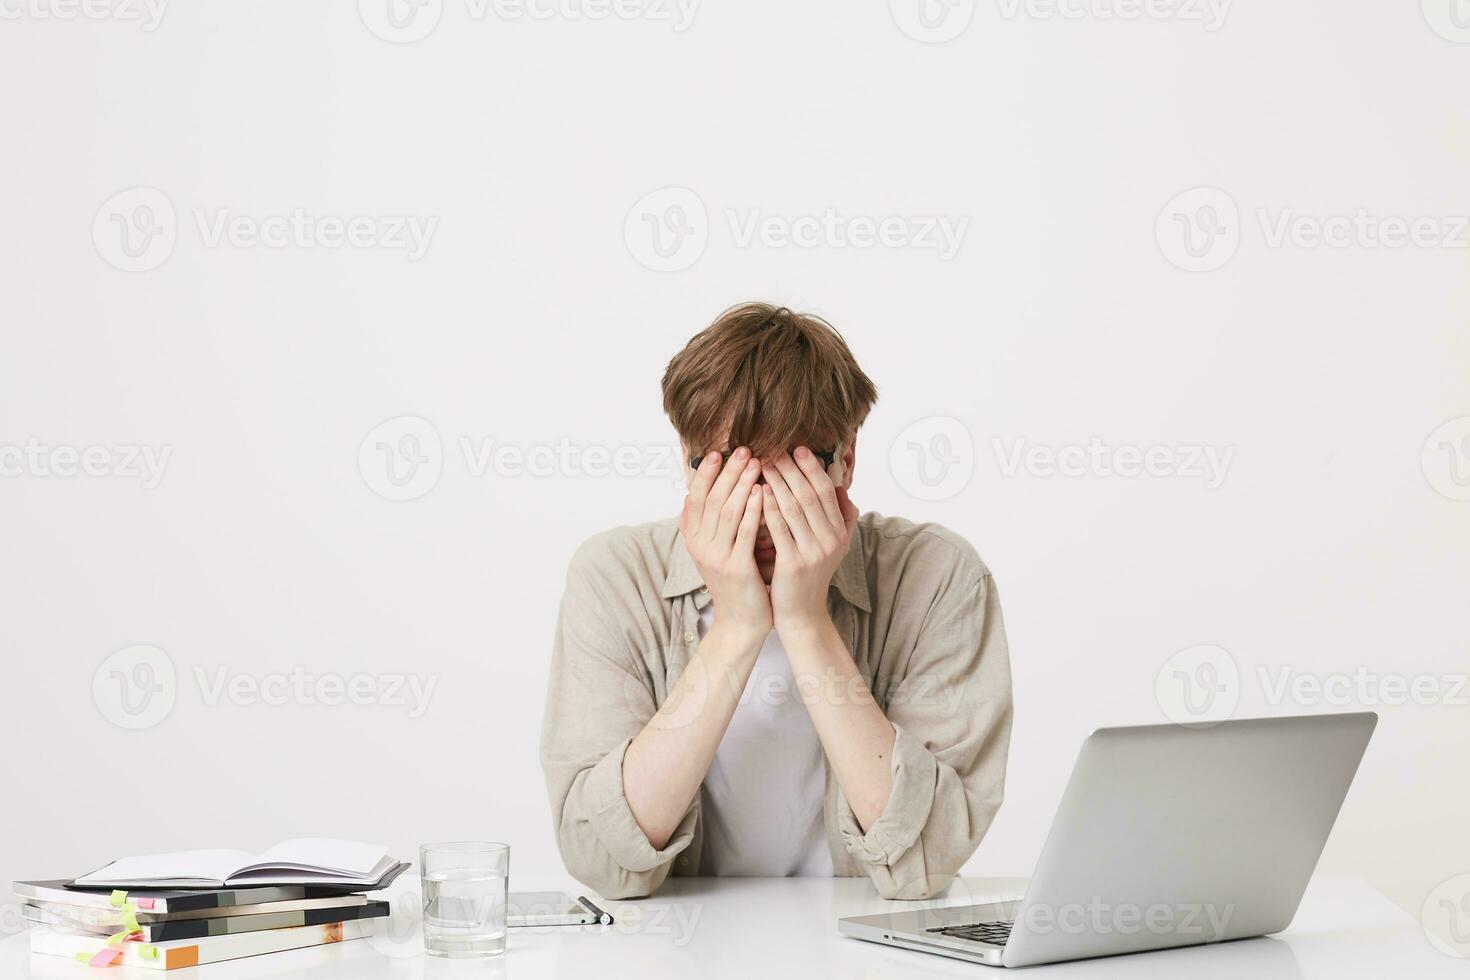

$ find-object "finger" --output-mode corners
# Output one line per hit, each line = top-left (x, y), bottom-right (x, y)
(734, 482), (762, 554)
(772, 453), (833, 546)
(685, 451), (722, 529)
(714, 458), (761, 549)
(793, 446), (844, 530)
(763, 457), (818, 552)
(762, 485), (797, 555)
(678, 494), (693, 538)
(699, 447), (750, 539)
(836, 485), (859, 533)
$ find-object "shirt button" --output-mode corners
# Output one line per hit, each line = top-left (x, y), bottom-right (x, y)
(683, 632), (695, 643)
(699, 586), (709, 594)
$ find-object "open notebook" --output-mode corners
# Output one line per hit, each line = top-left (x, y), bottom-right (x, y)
(70, 838), (404, 889)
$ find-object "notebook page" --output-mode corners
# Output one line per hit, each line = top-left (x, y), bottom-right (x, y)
(243, 838), (387, 876)
(73, 849), (256, 885)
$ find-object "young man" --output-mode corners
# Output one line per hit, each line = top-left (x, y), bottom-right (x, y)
(540, 303), (1012, 900)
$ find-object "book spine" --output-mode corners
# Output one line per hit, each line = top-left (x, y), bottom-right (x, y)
(29, 919), (372, 970)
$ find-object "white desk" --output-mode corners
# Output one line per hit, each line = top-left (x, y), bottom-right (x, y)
(4, 875), (1461, 978)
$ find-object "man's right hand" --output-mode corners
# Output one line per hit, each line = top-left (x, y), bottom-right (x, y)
(679, 448), (771, 639)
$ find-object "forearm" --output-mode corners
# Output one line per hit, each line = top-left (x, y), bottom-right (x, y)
(622, 621), (764, 848)
(782, 617), (895, 832)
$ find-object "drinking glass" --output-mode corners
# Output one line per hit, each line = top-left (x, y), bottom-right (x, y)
(420, 842), (509, 957)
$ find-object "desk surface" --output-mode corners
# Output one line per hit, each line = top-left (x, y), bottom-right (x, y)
(3, 875), (1460, 978)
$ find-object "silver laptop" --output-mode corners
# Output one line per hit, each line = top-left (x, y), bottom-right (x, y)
(839, 712), (1376, 968)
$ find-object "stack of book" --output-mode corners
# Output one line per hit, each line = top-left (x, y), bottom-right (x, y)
(17, 839), (407, 971)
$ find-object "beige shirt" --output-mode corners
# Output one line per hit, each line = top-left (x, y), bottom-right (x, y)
(539, 512), (1013, 900)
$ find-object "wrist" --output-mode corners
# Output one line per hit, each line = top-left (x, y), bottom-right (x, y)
(774, 608), (839, 647)
(705, 616), (770, 654)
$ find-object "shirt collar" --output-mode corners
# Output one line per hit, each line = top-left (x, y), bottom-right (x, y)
(661, 526), (872, 613)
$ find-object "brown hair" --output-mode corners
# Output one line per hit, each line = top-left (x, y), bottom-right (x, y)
(661, 303), (878, 458)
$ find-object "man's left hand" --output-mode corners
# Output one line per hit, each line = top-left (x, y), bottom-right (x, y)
(761, 447), (859, 637)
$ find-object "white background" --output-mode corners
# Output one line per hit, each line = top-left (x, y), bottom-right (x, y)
(1, 0), (1467, 951)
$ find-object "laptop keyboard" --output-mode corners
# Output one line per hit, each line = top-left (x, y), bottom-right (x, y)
(927, 920), (1014, 947)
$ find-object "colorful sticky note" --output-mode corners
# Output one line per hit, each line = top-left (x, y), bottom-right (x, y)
(88, 947), (123, 967)
(109, 890), (128, 907)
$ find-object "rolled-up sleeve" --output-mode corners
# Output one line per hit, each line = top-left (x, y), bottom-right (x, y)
(540, 540), (697, 899)
(837, 571), (1013, 899)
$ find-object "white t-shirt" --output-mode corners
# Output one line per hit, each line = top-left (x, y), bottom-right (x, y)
(696, 602), (834, 877)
